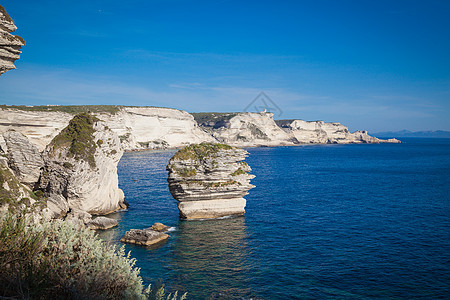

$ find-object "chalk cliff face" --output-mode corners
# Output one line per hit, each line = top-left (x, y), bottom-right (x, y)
(98, 107), (216, 150)
(167, 143), (255, 219)
(37, 113), (125, 219)
(2, 130), (43, 188)
(194, 112), (299, 146)
(276, 119), (401, 144)
(0, 106), (400, 152)
(0, 5), (25, 75)
(0, 109), (73, 151)
(0, 106), (216, 151)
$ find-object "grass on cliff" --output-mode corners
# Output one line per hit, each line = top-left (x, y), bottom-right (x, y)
(0, 165), (45, 212)
(0, 105), (180, 115)
(172, 143), (233, 161)
(0, 105), (121, 115)
(0, 212), (186, 300)
(50, 112), (99, 168)
(231, 168), (247, 176)
(191, 112), (238, 127)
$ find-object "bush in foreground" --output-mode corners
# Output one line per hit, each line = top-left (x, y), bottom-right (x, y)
(0, 213), (186, 300)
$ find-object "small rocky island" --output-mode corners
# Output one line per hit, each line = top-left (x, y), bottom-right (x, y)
(167, 143), (255, 219)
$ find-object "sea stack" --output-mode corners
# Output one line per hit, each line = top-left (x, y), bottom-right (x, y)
(167, 143), (255, 219)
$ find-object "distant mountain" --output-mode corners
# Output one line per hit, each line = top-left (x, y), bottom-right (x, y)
(373, 130), (450, 138)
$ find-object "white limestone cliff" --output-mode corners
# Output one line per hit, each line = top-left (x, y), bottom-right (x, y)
(276, 119), (401, 144)
(200, 112), (298, 147)
(0, 106), (400, 152)
(0, 5), (25, 75)
(98, 107), (216, 150)
(37, 114), (126, 219)
(0, 109), (73, 151)
(2, 130), (43, 188)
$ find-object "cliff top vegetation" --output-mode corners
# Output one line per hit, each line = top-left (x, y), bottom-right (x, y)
(50, 112), (99, 168)
(171, 143), (233, 161)
(0, 105), (183, 115)
(191, 112), (238, 127)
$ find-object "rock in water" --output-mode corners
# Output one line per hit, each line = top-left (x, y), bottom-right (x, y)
(121, 228), (169, 246)
(167, 143), (255, 219)
(151, 222), (169, 232)
(0, 5), (25, 75)
(87, 216), (118, 230)
(37, 113), (125, 218)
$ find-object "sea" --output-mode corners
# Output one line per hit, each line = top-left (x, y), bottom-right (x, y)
(97, 138), (450, 299)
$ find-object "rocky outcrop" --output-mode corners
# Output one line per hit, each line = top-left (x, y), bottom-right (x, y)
(150, 222), (170, 232)
(194, 112), (299, 147)
(2, 130), (43, 188)
(87, 216), (118, 230)
(120, 228), (169, 246)
(0, 5), (25, 75)
(167, 143), (255, 219)
(276, 119), (401, 144)
(0, 163), (45, 215)
(37, 113), (126, 219)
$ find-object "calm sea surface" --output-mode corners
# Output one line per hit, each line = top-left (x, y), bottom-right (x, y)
(98, 138), (450, 299)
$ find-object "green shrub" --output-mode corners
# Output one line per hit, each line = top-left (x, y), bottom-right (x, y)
(0, 213), (186, 300)
(173, 167), (197, 177)
(0, 105), (121, 115)
(191, 112), (238, 126)
(63, 162), (73, 169)
(50, 113), (99, 168)
(231, 168), (247, 176)
(172, 143), (233, 161)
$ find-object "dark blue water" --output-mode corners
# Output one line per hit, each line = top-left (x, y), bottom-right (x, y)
(98, 138), (450, 299)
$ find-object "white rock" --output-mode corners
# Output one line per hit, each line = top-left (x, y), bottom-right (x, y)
(167, 144), (255, 219)
(38, 116), (125, 218)
(2, 130), (43, 187)
(0, 5), (25, 75)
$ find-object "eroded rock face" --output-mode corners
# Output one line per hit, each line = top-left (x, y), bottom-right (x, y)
(0, 5), (25, 75)
(195, 112), (298, 147)
(167, 143), (255, 219)
(0, 106), (401, 150)
(37, 113), (125, 219)
(2, 130), (43, 188)
(276, 119), (401, 144)
(98, 107), (217, 150)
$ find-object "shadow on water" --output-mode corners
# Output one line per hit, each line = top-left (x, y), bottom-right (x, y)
(167, 216), (256, 299)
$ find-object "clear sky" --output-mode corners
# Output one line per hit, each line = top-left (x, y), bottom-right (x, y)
(0, 0), (449, 132)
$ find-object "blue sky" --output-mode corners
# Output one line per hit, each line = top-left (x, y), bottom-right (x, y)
(0, 0), (449, 132)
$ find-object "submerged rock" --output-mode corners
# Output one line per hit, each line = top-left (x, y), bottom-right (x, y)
(120, 228), (169, 246)
(167, 143), (255, 219)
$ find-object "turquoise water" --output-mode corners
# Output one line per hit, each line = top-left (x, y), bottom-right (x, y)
(99, 139), (450, 299)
